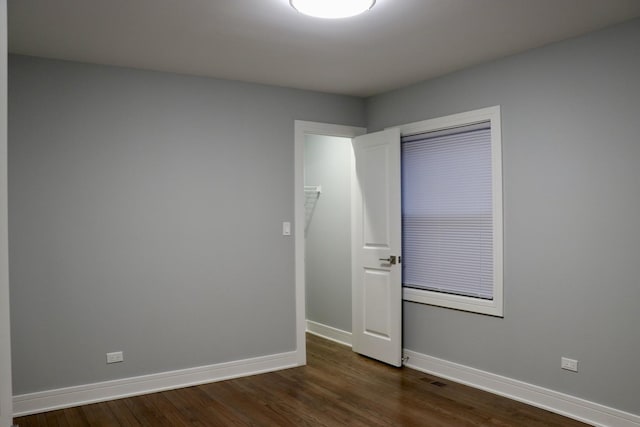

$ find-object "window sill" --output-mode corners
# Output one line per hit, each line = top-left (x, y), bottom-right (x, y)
(403, 287), (503, 317)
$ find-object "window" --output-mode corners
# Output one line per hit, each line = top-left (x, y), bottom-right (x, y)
(399, 106), (503, 316)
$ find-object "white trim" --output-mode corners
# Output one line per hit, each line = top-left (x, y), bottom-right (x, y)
(305, 320), (352, 347)
(0, 2), (13, 425)
(397, 106), (501, 137)
(403, 349), (640, 427)
(13, 351), (298, 417)
(294, 120), (366, 367)
(397, 105), (504, 317)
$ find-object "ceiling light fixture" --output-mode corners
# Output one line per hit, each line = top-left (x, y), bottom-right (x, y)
(290, 0), (376, 19)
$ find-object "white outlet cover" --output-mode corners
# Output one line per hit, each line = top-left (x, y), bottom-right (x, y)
(561, 357), (578, 372)
(106, 351), (124, 364)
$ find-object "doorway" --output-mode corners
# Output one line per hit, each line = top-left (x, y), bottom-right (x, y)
(304, 134), (352, 344)
(295, 122), (403, 367)
(293, 121), (365, 365)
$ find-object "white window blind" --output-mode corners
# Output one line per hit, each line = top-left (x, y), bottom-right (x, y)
(402, 123), (494, 300)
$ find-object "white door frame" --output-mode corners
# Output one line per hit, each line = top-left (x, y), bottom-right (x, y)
(294, 121), (366, 365)
(0, 1), (14, 425)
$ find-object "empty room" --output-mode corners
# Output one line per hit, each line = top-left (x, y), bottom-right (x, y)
(1, 1), (640, 426)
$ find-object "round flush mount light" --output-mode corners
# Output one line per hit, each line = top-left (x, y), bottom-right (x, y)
(290, 0), (376, 19)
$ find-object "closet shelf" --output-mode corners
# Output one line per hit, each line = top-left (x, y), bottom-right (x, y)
(304, 185), (322, 194)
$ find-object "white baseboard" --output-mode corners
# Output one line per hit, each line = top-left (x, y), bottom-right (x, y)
(403, 349), (640, 427)
(13, 350), (299, 417)
(305, 320), (352, 347)
(16, 333), (637, 427)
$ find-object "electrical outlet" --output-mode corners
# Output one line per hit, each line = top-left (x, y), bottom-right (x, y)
(106, 351), (124, 364)
(561, 357), (578, 372)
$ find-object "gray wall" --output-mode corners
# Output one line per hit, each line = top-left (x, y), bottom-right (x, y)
(8, 16), (640, 418)
(0, 1), (13, 423)
(8, 55), (364, 394)
(304, 135), (351, 332)
(366, 18), (640, 414)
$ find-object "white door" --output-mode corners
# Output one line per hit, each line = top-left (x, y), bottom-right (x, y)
(351, 128), (402, 367)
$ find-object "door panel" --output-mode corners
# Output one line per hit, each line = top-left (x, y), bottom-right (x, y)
(352, 128), (402, 367)
(361, 144), (390, 246)
(363, 268), (391, 339)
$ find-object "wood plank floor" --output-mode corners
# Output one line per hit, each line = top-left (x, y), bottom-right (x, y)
(15, 334), (589, 426)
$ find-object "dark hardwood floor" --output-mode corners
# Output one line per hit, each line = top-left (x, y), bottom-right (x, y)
(15, 334), (589, 426)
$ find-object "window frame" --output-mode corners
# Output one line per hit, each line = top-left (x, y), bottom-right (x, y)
(397, 106), (504, 317)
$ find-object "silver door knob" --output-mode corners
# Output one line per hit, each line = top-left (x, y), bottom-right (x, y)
(379, 255), (397, 265)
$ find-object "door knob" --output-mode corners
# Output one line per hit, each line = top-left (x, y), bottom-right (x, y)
(379, 255), (397, 265)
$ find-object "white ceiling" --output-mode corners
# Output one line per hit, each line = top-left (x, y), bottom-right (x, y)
(8, 0), (640, 97)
